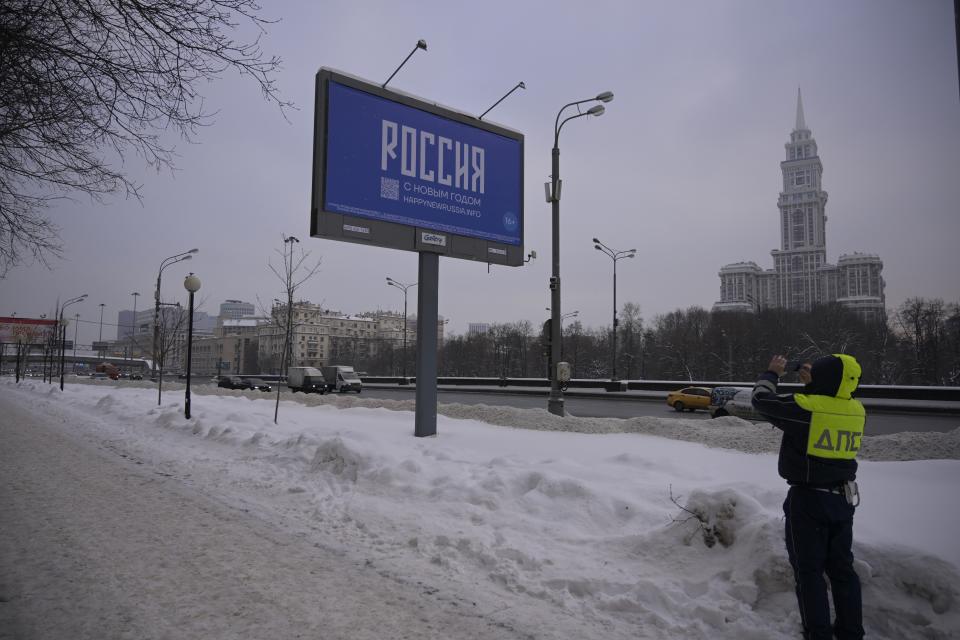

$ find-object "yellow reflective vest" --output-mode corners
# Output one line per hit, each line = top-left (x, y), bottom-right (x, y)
(794, 394), (865, 460)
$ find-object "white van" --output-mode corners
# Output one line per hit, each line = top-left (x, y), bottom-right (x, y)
(321, 365), (362, 393)
(287, 367), (327, 394)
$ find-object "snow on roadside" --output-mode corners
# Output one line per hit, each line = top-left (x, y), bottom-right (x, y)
(99, 378), (960, 461)
(4, 378), (959, 639)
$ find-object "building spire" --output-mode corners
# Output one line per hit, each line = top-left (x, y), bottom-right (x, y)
(795, 87), (807, 131)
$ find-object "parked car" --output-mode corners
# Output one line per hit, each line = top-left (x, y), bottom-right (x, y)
(217, 376), (253, 390)
(708, 386), (751, 417)
(247, 378), (272, 392)
(130, 373), (143, 380)
(666, 386), (712, 412)
(710, 387), (765, 421)
(90, 372), (111, 380)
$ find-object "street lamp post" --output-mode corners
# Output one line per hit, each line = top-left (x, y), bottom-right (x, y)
(386, 277), (417, 382)
(153, 249), (198, 383)
(130, 292), (140, 340)
(547, 91), (613, 416)
(97, 303), (105, 356)
(59, 294), (87, 390)
(15, 334), (25, 383)
(593, 238), (636, 381)
(129, 292), (140, 373)
(183, 273), (201, 419)
(38, 313), (49, 383)
(72, 313), (79, 370)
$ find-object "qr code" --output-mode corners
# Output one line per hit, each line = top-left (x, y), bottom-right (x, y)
(380, 177), (400, 200)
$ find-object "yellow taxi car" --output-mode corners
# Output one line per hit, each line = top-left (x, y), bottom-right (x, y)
(666, 386), (713, 412)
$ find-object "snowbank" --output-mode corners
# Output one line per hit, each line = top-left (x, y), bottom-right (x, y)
(3, 378), (959, 639)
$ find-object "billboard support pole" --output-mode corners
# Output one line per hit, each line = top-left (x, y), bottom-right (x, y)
(414, 251), (439, 437)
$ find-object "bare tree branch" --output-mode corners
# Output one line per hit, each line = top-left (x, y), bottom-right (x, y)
(0, 0), (290, 274)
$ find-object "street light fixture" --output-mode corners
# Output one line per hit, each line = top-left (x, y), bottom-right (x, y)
(153, 249), (198, 386)
(59, 294), (87, 390)
(386, 277), (418, 382)
(593, 237), (635, 382)
(183, 273), (201, 419)
(546, 90), (613, 416)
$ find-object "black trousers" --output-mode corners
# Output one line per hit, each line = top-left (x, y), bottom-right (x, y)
(784, 486), (864, 639)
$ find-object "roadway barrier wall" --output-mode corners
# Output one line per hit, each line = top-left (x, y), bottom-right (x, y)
(359, 376), (960, 402)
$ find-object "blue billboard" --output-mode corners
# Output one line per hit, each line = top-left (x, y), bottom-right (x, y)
(322, 80), (523, 246)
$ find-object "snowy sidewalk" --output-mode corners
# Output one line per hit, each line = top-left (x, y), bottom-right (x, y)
(0, 397), (532, 640)
(2, 379), (959, 639)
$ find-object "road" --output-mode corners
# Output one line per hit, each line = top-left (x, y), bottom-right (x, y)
(123, 378), (960, 436)
(358, 386), (960, 437)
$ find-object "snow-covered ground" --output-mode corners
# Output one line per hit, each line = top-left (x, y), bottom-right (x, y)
(2, 378), (959, 639)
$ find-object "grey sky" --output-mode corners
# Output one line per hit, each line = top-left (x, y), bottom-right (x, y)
(2, 0), (959, 347)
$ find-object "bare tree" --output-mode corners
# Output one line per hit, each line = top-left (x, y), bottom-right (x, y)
(268, 235), (321, 423)
(0, 0), (289, 275)
(154, 302), (187, 404)
(618, 302), (644, 380)
(895, 298), (949, 384)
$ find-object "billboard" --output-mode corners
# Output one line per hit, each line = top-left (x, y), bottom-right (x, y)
(0, 317), (57, 347)
(312, 69), (524, 266)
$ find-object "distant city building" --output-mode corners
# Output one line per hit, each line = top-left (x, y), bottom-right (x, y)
(117, 307), (212, 343)
(181, 300), (447, 376)
(219, 299), (256, 320)
(107, 305), (214, 373)
(117, 309), (135, 340)
(468, 323), (490, 336)
(255, 302), (443, 374)
(192, 317), (263, 376)
(192, 311), (216, 335)
(713, 90), (885, 320)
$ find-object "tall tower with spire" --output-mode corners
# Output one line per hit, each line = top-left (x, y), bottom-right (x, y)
(772, 88), (828, 310)
(713, 90), (885, 319)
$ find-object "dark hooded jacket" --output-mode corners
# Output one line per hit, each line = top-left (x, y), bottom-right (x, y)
(751, 354), (864, 486)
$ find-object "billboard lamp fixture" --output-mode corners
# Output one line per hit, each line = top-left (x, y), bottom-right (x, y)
(479, 81), (526, 120)
(383, 39), (428, 89)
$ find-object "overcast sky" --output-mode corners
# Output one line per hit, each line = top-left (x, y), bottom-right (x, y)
(3, 0), (959, 345)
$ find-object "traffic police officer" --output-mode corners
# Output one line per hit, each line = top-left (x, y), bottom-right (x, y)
(752, 353), (865, 640)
